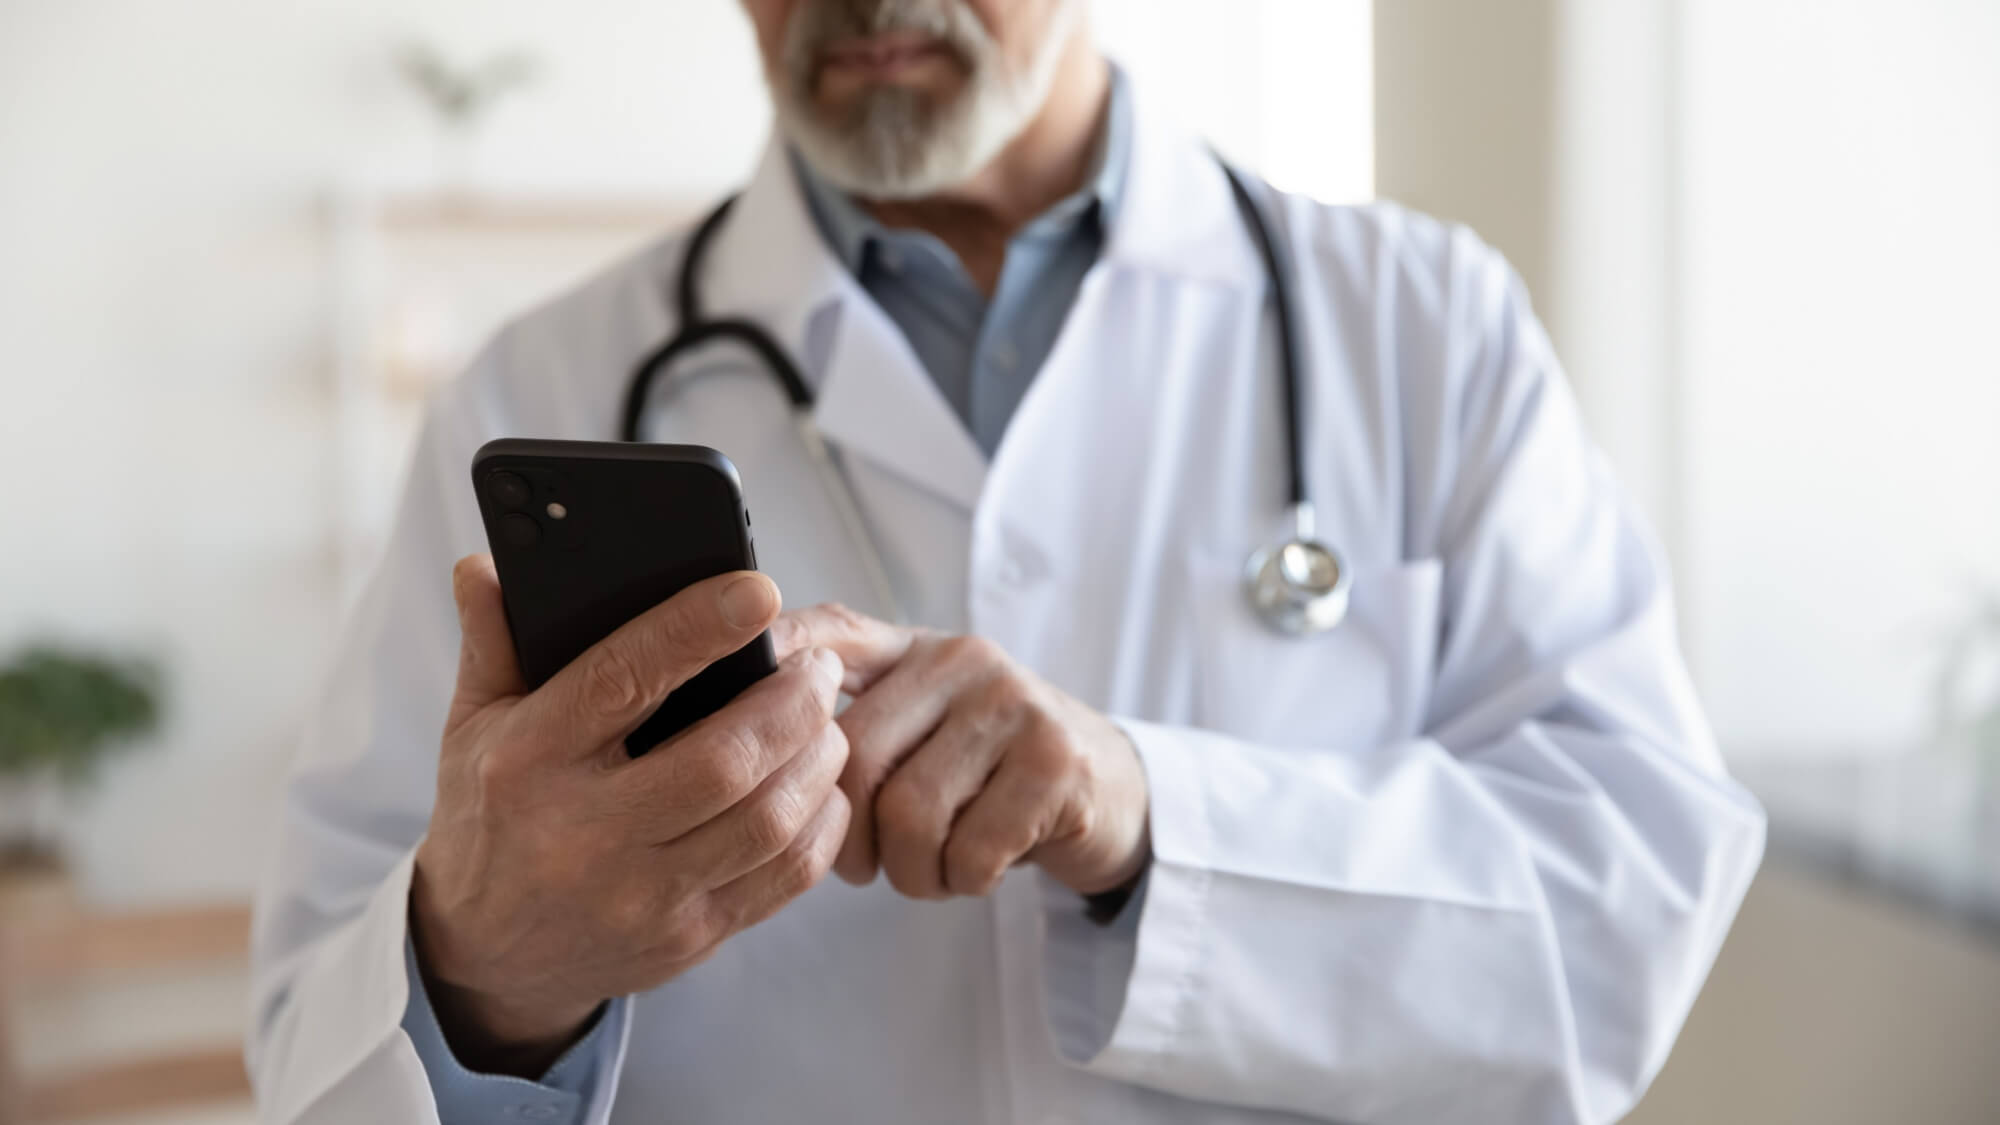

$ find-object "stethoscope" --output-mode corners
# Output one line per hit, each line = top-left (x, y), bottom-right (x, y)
(620, 158), (1350, 636)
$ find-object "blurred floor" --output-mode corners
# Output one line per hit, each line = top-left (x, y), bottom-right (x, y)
(15, 960), (244, 1078)
(2, 883), (251, 1125)
(1632, 860), (2000, 1124)
(54, 1107), (251, 1125)
(10, 949), (249, 1124)
(10, 859), (2000, 1124)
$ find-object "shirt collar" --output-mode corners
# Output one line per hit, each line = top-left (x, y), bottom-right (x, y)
(793, 64), (1134, 275)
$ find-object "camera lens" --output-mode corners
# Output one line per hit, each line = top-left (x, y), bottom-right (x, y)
(498, 513), (541, 547)
(486, 471), (532, 510)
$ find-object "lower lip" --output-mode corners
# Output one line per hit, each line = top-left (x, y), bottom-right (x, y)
(819, 41), (953, 81)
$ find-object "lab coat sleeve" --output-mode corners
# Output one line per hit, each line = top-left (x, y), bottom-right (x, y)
(244, 335), (633, 1124)
(1043, 235), (1765, 1124)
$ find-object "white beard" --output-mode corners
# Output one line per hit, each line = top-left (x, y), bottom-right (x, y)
(768, 0), (1082, 200)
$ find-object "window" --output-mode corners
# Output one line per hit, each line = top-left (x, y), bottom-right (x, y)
(1678, 0), (2000, 757)
(1096, 0), (1373, 203)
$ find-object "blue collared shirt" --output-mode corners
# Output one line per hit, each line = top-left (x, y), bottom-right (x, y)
(401, 938), (620, 1124)
(794, 67), (1133, 455)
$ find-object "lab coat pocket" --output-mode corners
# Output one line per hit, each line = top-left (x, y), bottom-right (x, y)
(1191, 554), (1443, 749)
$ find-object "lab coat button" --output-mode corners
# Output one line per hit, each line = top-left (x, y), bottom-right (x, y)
(991, 529), (1050, 589)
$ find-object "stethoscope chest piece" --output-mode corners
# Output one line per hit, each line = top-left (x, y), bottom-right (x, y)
(1242, 505), (1351, 636)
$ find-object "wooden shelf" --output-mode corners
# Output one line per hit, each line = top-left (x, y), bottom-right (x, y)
(373, 193), (698, 235)
(7, 902), (251, 980)
(0, 877), (255, 1124)
(23, 1047), (248, 1123)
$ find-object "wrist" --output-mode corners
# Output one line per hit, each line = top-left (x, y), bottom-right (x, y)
(408, 870), (599, 1077)
(419, 962), (601, 1077)
(1075, 721), (1152, 894)
(1081, 854), (1148, 924)
(1093, 820), (1152, 894)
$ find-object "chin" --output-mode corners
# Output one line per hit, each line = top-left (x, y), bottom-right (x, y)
(815, 81), (953, 123)
(774, 47), (1052, 199)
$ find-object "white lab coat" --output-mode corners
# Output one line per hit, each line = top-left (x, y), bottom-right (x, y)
(249, 92), (1764, 1125)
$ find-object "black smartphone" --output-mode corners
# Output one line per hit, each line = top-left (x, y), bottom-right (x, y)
(470, 438), (775, 757)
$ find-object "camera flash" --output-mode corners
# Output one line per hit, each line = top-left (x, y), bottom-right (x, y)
(545, 502), (568, 520)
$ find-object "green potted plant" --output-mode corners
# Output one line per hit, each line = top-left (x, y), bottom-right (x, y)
(0, 645), (162, 873)
(394, 41), (541, 195)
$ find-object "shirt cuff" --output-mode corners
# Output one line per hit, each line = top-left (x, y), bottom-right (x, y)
(1041, 865), (1152, 1062)
(1042, 718), (1217, 1073)
(401, 938), (621, 1125)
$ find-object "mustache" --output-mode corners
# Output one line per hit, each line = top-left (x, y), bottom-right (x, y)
(784, 0), (987, 75)
(801, 0), (962, 38)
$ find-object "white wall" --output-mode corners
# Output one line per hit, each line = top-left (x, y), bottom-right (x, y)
(1374, 0), (1558, 306)
(1, 1), (1372, 907)
(1379, 0), (2000, 762)
(1374, 0), (1680, 551)
(1679, 0), (2000, 757)
(1549, 0), (1679, 557)
(1099, 0), (1372, 204)
(0, 0), (771, 906)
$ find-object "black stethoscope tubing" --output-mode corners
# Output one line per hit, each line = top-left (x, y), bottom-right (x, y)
(620, 161), (1302, 510)
(618, 159), (1347, 635)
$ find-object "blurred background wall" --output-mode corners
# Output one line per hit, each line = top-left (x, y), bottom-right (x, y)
(0, 0), (1370, 910)
(1383, 0), (2000, 760)
(1376, 2), (2000, 1119)
(0, 0), (773, 906)
(3, 1), (1998, 1122)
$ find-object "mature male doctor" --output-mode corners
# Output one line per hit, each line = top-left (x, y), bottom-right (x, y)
(250, 1), (1766, 1122)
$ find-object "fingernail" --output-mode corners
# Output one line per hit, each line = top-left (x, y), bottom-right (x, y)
(768, 615), (799, 651)
(809, 646), (843, 689)
(720, 575), (776, 628)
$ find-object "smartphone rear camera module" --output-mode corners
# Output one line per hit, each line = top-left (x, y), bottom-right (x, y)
(498, 513), (542, 547)
(486, 471), (533, 510)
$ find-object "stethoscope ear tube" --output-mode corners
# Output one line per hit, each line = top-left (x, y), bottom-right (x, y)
(622, 194), (904, 622)
(623, 197), (815, 443)
(1217, 163), (1307, 513)
(1218, 166), (1351, 636)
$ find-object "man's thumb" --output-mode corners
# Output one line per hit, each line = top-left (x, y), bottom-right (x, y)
(450, 554), (526, 713)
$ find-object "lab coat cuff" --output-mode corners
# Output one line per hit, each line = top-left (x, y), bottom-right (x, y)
(1043, 718), (1215, 1078)
(257, 847), (427, 1124)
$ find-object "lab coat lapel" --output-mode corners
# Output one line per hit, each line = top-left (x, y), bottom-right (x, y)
(982, 88), (1267, 536)
(700, 142), (845, 365)
(1096, 94), (1265, 287)
(702, 139), (987, 514)
(698, 92), (1257, 529)
(812, 295), (988, 512)
(973, 91), (1267, 674)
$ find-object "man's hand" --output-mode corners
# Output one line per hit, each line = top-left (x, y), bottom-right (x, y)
(411, 556), (849, 1076)
(771, 605), (1149, 900)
